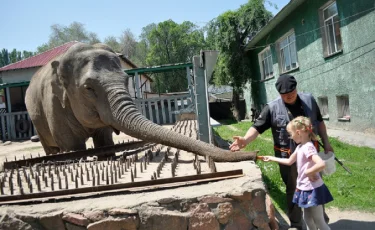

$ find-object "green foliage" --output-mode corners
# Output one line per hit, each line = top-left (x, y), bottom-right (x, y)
(214, 120), (375, 212)
(0, 48), (34, 68)
(206, 0), (272, 120)
(104, 36), (122, 53)
(145, 20), (205, 93)
(36, 22), (101, 53)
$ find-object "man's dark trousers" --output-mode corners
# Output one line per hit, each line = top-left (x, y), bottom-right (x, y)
(279, 163), (303, 229)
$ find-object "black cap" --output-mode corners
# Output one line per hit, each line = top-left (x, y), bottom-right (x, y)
(275, 74), (297, 94)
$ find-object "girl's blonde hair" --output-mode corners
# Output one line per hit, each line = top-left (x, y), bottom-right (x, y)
(287, 116), (317, 141)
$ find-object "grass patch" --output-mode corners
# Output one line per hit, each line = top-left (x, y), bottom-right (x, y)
(214, 120), (375, 212)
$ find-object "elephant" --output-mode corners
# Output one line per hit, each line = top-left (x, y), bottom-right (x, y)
(25, 43), (257, 162)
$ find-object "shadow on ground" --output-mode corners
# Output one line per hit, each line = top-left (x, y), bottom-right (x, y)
(329, 219), (375, 230)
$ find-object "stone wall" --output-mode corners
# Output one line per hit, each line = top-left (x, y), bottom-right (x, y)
(0, 191), (271, 230)
(0, 162), (276, 230)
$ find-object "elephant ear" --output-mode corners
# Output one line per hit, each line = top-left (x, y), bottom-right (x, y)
(51, 61), (68, 108)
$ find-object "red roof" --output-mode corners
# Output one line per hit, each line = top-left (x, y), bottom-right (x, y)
(0, 41), (78, 72)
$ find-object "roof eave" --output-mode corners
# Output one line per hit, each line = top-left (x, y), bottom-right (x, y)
(245, 0), (306, 51)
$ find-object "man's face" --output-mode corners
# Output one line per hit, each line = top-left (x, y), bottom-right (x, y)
(280, 89), (298, 104)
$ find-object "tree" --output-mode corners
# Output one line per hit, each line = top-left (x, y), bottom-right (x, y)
(146, 20), (205, 93)
(132, 23), (157, 67)
(103, 36), (122, 53)
(119, 28), (137, 59)
(0, 49), (10, 67)
(209, 0), (272, 121)
(37, 22), (101, 53)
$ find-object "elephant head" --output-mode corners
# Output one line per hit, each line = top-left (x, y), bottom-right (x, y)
(44, 43), (257, 162)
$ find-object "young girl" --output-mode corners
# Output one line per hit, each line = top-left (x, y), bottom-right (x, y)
(262, 116), (333, 230)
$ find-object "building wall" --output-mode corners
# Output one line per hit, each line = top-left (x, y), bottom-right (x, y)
(246, 0), (375, 133)
(119, 59), (151, 98)
(0, 68), (39, 83)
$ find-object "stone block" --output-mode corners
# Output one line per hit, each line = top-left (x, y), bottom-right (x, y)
(198, 196), (233, 204)
(252, 214), (271, 230)
(217, 202), (234, 224)
(0, 214), (33, 230)
(65, 222), (87, 230)
(108, 208), (138, 216)
(83, 210), (106, 223)
(139, 210), (189, 230)
(87, 217), (139, 230)
(62, 212), (89, 227)
(189, 203), (219, 230)
(225, 212), (253, 230)
(39, 211), (65, 230)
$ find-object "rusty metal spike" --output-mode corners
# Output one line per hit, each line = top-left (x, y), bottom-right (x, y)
(140, 161), (143, 173)
(58, 174), (62, 190)
(75, 175), (78, 188)
(171, 164), (175, 178)
(80, 173), (84, 186)
(5, 157), (7, 162)
(9, 178), (14, 195)
(106, 167), (109, 185)
(23, 155), (25, 160)
(71, 171), (74, 182)
(153, 172), (157, 179)
(117, 167), (121, 180)
(97, 171), (100, 185)
(19, 183), (24, 195)
(86, 168), (90, 181)
(0, 179), (4, 195)
(44, 175), (48, 187)
(134, 164), (137, 178)
(110, 168), (114, 185)
(92, 173), (95, 186)
(130, 169), (134, 182)
(65, 175), (68, 190)
(14, 156), (16, 161)
(51, 176), (54, 191)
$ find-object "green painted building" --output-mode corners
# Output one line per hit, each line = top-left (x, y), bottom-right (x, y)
(245, 0), (375, 133)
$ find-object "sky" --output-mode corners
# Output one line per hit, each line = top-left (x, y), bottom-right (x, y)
(1, 0), (289, 52)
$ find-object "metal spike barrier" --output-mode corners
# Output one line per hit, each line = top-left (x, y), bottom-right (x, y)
(0, 120), (246, 205)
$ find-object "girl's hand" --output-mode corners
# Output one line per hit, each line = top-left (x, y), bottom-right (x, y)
(261, 156), (273, 162)
(307, 174), (319, 182)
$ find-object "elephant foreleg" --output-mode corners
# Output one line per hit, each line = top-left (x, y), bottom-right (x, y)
(92, 127), (114, 148)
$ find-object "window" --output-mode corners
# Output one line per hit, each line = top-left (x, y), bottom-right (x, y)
(277, 31), (298, 73)
(258, 47), (274, 80)
(320, 1), (343, 56)
(336, 95), (350, 121)
(318, 96), (329, 119)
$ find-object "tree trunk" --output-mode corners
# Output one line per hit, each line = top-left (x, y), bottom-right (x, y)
(231, 90), (241, 122)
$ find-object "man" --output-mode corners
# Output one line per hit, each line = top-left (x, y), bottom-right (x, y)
(230, 74), (333, 230)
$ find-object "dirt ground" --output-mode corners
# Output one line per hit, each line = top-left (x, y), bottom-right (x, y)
(0, 133), (374, 230)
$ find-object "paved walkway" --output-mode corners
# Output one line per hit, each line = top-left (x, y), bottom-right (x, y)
(327, 128), (375, 149)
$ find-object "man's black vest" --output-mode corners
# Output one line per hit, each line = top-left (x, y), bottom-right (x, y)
(267, 92), (319, 157)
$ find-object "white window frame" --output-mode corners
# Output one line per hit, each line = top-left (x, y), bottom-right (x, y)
(258, 46), (274, 80)
(277, 30), (299, 74)
(318, 96), (329, 119)
(320, 1), (343, 56)
(336, 95), (350, 121)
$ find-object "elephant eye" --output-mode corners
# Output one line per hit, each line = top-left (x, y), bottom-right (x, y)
(84, 84), (94, 92)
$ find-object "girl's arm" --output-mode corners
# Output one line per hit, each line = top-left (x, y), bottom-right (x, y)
(305, 155), (326, 176)
(262, 152), (297, 166)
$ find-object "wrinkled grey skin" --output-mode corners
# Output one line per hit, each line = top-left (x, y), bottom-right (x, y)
(25, 43), (256, 162)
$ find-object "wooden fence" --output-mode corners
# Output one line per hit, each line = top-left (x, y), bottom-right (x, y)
(0, 94), (192, 141)
(0, 112), (37, 141)
(134, 94), (191, 125)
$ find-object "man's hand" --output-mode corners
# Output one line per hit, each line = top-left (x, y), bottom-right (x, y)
(323, 142), (334, 153)
(229, 136), (247, 152)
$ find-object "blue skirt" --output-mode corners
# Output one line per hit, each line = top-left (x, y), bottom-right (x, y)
(292, 184), (333, 208)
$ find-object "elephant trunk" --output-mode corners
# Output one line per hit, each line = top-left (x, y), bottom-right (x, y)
(107, 86), (257, 162)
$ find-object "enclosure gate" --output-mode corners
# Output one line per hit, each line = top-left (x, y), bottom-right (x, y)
(0, 112), (37, 141)
(134, 94), (191, 125)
